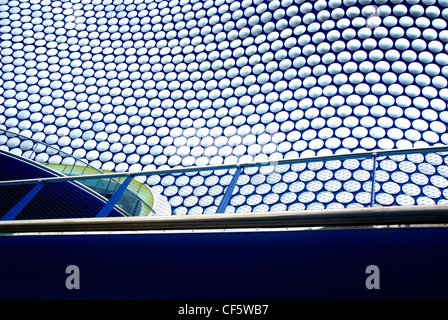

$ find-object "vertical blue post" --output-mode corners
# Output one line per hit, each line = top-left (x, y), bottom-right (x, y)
(96, 175), (133, 217)
(216, 166), (242, 214)
(1, 182), (45, 221)
(370, 153), (378, 207)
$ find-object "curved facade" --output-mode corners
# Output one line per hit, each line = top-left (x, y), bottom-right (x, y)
(1, 0), (448, 215)
(0, 149), (126, 219)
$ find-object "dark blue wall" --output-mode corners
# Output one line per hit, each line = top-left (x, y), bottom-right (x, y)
(0, 226), (447, 299)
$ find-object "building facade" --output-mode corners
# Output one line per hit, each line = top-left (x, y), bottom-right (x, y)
(1, 0), (448, 215)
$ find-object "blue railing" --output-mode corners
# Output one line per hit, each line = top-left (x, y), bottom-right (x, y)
(0, 144), (448, 219)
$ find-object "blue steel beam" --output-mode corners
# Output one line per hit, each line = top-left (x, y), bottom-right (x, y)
(96, 175), (133, 218)
(370, 154), (378, 208)
(216, 166), (242, 214)
(1, 182), (45, 221)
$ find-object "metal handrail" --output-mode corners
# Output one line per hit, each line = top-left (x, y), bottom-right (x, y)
(0, 128), (102, 173)
(0, 204), (448, 233)
(1, 145), (448, 186)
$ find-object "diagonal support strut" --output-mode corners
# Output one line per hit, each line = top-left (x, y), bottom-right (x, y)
(216, 166), (242, 214)
(96, 175), (133, 218)
(2, 182), (45, 221)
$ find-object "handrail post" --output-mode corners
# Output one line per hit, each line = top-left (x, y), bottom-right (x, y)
(370, 153), (378, 208)
(216, 165), (243, 214)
